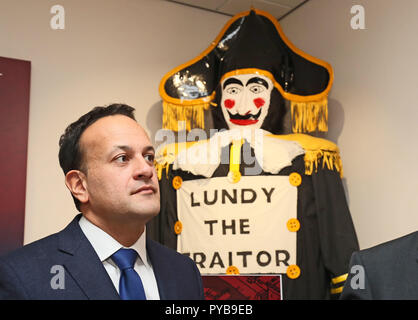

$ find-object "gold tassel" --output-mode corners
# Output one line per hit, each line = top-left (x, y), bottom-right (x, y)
(162, 101), (210, 132)
(269, 133), (344, 178)
(303, 149), (343, 178)
(291, 98), (328, 133)
(155, 155), (172, 181)
(155, 162), (166, 181)
(154, 141), (201, 180)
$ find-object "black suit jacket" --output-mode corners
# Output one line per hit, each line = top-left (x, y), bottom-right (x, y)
(340, 231), (418, 300)
(0, 214), (204, 300)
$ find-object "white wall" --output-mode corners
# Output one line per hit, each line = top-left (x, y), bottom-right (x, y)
(2, 0), (417, 250)
(280, 0), (418, 249)
(0, 0), (229, 244)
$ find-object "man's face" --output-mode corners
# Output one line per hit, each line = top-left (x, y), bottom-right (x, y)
(221, 74), (273, 130)
(78, 115), (160, 223)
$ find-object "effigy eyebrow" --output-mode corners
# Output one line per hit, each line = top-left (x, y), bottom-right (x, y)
(246, 77), (269, 89)
(223, 77), (244, 89)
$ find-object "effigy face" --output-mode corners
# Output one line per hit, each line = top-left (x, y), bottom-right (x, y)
(220, 74), (273, 130)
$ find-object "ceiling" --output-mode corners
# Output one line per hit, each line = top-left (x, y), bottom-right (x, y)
(165, 0), (309, 20)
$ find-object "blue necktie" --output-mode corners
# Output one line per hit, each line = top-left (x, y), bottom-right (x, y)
(112, 248), (147, 300)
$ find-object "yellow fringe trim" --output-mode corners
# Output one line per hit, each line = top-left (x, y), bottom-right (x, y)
(303, 149), (343, 178)
(269, 133), (344, 178)
(162, 101), (210, 132)
(291, 98), (328, 133)
(155, 161), (168, 181)
(155, 134), (343, 180)
(155, 141), (201, 180)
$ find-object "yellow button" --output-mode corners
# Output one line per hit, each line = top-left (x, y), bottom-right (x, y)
(174, 221), (183, 235)
(287, 218), (300, 232)
(226, 266), (240, 275)
(172, 176), (183, 190)
(227, 170), (241, 183)
(286, 264), (301, 279)
(289, 172), (302, 187)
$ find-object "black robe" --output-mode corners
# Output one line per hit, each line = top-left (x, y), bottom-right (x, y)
(148, 137), (358, 300)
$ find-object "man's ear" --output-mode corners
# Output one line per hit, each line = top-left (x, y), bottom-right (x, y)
(65, 170), (88, 204)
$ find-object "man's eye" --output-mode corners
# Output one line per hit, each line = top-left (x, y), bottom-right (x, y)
(144, 154), (155, 163)
(249, 85), (265, 94)
(226, 86), (242, 95)
(115, 155), (128, 163)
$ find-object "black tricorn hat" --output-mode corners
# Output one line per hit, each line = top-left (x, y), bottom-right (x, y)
(159, 8), (333, 133)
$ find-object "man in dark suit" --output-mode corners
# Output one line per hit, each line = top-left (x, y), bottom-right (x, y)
(0, 104), (204, 300)
(340, 231), (418, 300)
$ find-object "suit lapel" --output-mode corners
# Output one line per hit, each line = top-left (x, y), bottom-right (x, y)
(147, 240), (176, 300)
(57, 215), (120, 300)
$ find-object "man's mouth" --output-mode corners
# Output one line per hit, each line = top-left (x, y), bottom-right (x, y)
(227, 109), (262, 125)
(131, 185), (156, 195)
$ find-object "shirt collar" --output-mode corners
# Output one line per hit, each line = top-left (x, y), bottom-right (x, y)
(78, 215), (150, 268)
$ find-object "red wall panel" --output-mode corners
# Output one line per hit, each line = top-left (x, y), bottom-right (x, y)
(0, 57), (31, 255)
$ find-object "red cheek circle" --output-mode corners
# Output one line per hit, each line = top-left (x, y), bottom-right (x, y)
(253, 98), (265, 108)
(224, 99), (235, 109)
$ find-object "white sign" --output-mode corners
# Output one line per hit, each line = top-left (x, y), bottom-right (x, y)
(177, 175), (297, 274)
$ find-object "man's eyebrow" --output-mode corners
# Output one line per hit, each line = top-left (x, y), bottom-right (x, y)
(110, 145), (133, 153)
(223, 77), (244, 89)
(109, 145), (155, 156)
(144, 145), (155, 154)
(246, 77), (269, 89)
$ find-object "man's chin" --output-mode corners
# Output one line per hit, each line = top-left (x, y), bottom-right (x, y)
(133, 204), (160, 220)
(130, 193), (160, 214)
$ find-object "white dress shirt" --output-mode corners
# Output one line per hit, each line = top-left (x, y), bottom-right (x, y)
(79, 216), (160, 300)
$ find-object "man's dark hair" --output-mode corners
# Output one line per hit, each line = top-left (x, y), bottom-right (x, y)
(58, 103), (136, 211)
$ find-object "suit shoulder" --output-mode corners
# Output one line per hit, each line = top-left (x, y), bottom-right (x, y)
(147, 239), (195, 266)
(0, 232), (59, 266)
(357, 231), (418, 264)
(0, 233), (60, 299)
(148, 239), (186, 259)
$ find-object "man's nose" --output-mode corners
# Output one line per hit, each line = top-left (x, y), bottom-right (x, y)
(133, 156), (154, 180)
